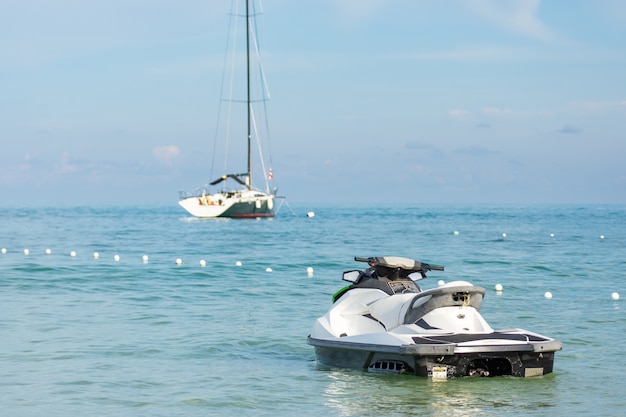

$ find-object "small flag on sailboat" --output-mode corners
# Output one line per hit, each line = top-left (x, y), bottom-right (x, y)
(268, 169), (273, 180)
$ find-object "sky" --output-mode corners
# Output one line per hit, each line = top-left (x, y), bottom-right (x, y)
(1, 0), (625, 206)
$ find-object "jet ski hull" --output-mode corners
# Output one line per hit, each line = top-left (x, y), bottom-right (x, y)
(308, 332), (560, 377)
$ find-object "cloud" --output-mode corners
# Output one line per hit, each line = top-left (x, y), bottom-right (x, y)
(569, 100), (626, 112)
(557, 125), (583, 134)
(153, 145), (181, 166)
(402, 45), (531, 62)
(448, 105), (558, 122)
(54, 152), (80, 175)
(453, 146), (500, 156)
(482, 107), (513, 117)
(405, 141), (439, 151)
(449, 109), (471, 120)
(467, 0), (558, 42)
(449, 106), (549, 122)
(404, 141), (446, 159)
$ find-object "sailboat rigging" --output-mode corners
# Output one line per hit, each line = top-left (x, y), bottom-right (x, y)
(178, 0), (281, 218)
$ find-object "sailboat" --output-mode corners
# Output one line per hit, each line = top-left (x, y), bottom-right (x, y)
(178, 0), (280, 218)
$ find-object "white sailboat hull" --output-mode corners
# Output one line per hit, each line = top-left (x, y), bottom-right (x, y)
(178, 189), (275, 218)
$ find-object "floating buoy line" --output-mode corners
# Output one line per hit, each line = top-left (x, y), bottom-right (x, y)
(1, 232), (621, 300)
(0, 246), (324, 277)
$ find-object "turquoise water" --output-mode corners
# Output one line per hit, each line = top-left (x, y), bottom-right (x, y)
(1, 204), (625, 416)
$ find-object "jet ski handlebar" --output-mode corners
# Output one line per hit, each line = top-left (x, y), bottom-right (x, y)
(354, 256), (444, 274)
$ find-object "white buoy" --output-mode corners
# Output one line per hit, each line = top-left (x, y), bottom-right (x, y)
(600, 235), (605, 240)
(70, 251), (77, 257)
(453, 230), (459, 235)
(502, 233), (507, 238)
(114, 254), (120, 262)
(235, 261), (242, 267)
(495, 283), (503, 292)
(550, 233), (555, 238)
(45, 248), (52, 255)
(307, 266), (314, 277)
(544, 291), (553, 299)
(142, 255), (149, 263)
(199, 259), (206, 267)
(306, 211), (315, 218)
(1, 248), (6, 254)
(265, 267), (272, 272)
(612, 292), (620, 301)
(23, 249), (29, 255)
(175, 258), (183, 265)
(93, 252), (99, 259)
(437, 280), (445, 287)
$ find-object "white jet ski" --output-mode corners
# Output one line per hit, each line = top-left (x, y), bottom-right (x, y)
(307, 256), (562, 378)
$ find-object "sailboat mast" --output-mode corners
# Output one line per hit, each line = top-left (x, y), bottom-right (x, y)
(245, 0), (252, 190)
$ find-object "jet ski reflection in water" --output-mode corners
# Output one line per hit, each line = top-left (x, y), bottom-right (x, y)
(307, 256), (562, 378)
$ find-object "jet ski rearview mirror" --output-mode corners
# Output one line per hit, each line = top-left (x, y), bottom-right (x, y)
(408, 272), (425, 281)
(342, 270), (361, 283)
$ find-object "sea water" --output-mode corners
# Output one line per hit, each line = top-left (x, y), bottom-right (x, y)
(1, 203), (625, 417)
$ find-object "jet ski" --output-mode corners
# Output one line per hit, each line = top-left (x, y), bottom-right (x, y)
(307, 256), (562, 378)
